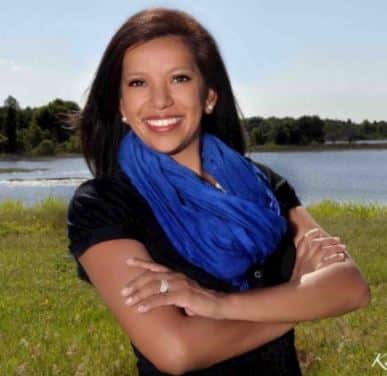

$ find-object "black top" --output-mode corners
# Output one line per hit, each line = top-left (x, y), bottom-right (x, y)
(67, 156), (303, 376)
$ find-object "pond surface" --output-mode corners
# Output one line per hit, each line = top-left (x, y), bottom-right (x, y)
(0, 150), (386, 207)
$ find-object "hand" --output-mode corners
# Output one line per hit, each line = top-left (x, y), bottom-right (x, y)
(120, 258), (227, 319)
(291, 228), (349, 282)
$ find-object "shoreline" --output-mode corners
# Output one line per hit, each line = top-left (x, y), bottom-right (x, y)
(248, 142), (387, 153)
(1, 143), (387, 160)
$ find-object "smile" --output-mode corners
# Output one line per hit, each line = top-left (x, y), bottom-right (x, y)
(144, 117), (183, 132)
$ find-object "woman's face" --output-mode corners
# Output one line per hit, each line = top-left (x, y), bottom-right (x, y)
(119, 35), (217, 162)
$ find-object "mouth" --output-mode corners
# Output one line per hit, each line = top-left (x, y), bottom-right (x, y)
(143, 116), (184, 133)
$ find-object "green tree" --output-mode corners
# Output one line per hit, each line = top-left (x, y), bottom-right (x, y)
(3, 95), (20, 153)
(296, 115), (325, 145)
(19, 119), (48, 152)
(32, 139), (56, 156)
(0, 133), (8, 152)
(273, 123), (290, 145)
(34, 99), (80, 144)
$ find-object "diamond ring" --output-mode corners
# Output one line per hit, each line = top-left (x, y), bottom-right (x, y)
(160, 279), (169, 293)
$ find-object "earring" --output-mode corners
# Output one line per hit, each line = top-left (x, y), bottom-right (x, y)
(122, 116), (127, 123)
(206, 104), (213, 113)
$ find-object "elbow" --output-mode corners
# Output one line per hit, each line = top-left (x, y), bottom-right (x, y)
(164, 343), (198, 375)
(151, 336), (190, 376)
(157, 360), (187, 376)
(153, 351), (187, 375)
(164, 353), (190, 376)
(356, 281), (371, 309)
(159, 336), (203, 375)
(349, 275), (371, 311)
(341, 264), (371, 311)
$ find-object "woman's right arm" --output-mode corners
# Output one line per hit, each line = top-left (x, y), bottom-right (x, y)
(79, 238), (294, 375)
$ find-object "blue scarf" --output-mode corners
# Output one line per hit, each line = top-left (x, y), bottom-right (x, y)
(118, 130), (287, 291)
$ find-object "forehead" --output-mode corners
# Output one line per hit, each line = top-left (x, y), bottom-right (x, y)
(122, 36), (197, 72)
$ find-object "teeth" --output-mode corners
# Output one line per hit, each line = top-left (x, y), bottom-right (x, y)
(145, 117), (181, 127)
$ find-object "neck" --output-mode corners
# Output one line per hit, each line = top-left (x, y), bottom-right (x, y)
(170, 137), (204, 178)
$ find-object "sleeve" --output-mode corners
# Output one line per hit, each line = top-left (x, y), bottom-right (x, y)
(244, 156), (301, 286)
(245, 156), (302, 216)
(66, 178), (141, 283)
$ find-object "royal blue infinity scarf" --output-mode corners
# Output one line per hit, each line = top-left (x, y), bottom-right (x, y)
(118, 130), (288, 291)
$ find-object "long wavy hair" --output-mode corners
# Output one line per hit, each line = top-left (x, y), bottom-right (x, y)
(78, 7), (246, 177)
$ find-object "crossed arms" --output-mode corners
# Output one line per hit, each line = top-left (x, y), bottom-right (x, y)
(78, 205), (370, 375)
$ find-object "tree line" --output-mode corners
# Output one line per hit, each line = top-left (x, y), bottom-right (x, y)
(0, 96), (80, 156)
(1, 96), (387, 156)
(244, 116), (387, 147)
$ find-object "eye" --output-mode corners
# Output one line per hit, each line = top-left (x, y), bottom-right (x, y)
(128, 79), (145, 87)
(127, 75), (191, 87)
(172, 74), (191, 83)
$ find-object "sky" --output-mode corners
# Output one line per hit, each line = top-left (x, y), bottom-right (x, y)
(1, 0), (386, 122)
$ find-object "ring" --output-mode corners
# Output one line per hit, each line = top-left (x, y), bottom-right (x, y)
(160, 279), (169, 294)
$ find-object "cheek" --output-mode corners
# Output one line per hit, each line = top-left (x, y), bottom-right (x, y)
(180, 88), (204, 112)
(121, 93), (144, 116)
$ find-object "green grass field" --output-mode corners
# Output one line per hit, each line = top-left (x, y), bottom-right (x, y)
(0, 198), (385, 375)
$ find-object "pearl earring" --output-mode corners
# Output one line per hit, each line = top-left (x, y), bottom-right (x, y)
(122, 116), (127, 123)
(207, 105), (213, 113)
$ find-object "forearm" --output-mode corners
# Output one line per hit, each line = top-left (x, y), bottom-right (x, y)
(177, 314), (294, 372)
(224, 260), (370, 323)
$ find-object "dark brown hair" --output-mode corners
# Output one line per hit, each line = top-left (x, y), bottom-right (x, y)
(79, 7), (246, 177)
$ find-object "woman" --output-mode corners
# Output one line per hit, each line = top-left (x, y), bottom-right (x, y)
(67, 7), (370, 375)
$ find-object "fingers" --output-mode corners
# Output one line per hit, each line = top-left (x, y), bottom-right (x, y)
(133, 290), (190, 313)
(310, 236), (341, 248)
(297, 228), (342, 257)
(126, 257), (170, 272)
(185, 307), (196, 316)
(291, 227), (348, 281)
(320, 243), (347, 253)
(123, 279), (173, 306)
(121, 270), (171, 295)
(122, 276), (192, 303)
(316, 251), (348, 269)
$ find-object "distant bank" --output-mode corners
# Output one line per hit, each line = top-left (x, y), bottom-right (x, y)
(250, 141), (387, 153)
(1, 142), (387, 160)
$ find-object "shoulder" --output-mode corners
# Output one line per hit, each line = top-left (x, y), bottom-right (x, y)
(68, 169), (143, 223)
(245, 155), (286, 189)
(67, 170), (145, 258)
(244, 155), (302, 215)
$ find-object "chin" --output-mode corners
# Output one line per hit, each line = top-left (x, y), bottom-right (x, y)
(147, 140), (183, 156)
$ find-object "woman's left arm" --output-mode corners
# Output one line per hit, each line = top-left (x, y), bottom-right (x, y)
(224, 205), (371, 323)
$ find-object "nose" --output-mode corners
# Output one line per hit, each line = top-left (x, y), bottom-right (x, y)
(150, 83), (174, 109)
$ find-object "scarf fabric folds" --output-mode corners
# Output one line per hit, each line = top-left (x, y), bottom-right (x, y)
(118, 130), (288, 291)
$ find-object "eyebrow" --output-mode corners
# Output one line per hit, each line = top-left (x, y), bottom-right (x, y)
(125, 66), (195, 77)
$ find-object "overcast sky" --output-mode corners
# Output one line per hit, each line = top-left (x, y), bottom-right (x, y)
(1, 0), (386, 122)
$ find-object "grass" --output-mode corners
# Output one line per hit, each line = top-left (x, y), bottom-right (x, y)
(0, 198), (385, 375)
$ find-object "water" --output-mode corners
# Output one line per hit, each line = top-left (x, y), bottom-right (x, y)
(248, 149), (387, 206)
(0, 150), (386, 206)
(0, 157), (91, 206)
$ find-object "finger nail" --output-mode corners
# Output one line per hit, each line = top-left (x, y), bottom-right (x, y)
(138, 305), (148, 312)
(125, 297), (134, 305)
(126, 258), (135, 264)
(121, 287), (132, 296)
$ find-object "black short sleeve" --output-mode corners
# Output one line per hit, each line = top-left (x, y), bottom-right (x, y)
(244, 156), (302, 216)
(66, 176), (142, 283)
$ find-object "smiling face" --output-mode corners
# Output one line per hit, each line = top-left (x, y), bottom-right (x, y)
(119, 35), (217, 172)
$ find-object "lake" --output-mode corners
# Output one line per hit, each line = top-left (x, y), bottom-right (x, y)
(0, 150), (386, 207)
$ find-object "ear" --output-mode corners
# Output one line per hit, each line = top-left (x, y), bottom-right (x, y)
(119, 97), (125, 118)
(204, 88), (218, 114)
